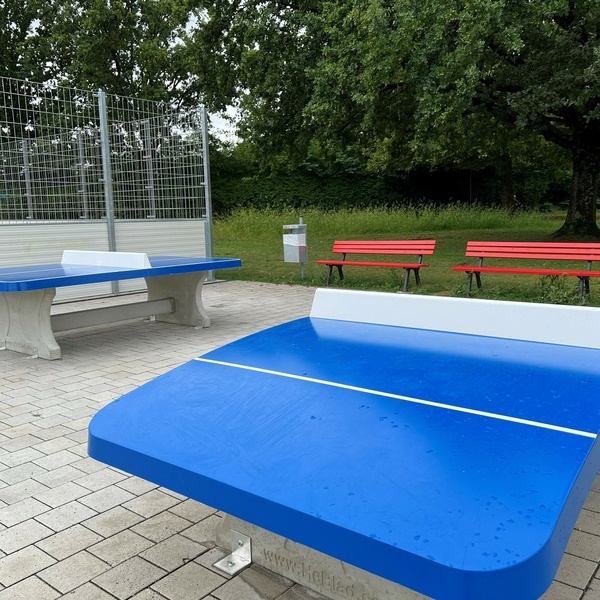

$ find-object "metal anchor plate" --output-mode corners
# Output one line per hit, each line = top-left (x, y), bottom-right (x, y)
(213, 530), (252, 575)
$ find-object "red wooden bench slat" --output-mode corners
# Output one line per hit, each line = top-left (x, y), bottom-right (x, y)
(465, 250), (600, 260)
(466, 247), (600, 259)
(465, 241), (600, 248)
(464, 242), (600, 258)
(317, 239), (436, 291)
(453, 266), (600, 277)
(317, 260), (429, 268)
(331, 240), (436, 255)
(453, 240), (600, 301)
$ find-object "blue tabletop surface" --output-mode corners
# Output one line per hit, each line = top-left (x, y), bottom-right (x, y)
(88, 316), (600, 600)
(0, 256), (242, 292)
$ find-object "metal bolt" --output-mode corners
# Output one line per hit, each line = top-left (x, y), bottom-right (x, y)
(227, 560), (235, 567)
(238, 539), (244, 547)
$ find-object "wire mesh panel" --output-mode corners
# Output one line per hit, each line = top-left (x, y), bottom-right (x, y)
(0, 79), (103, 221)
(0, 76), (208, 224)
(104, 95), (207, 220)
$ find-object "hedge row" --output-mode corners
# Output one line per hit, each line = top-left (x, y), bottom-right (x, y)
(210, 168), (570, 216)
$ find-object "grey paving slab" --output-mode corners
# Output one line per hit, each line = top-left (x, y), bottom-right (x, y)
(82, 506), (145, 538)
(0, 545), (56, 586)
(0, 575), (61, 600)
(0, 497), (50, 527)
(0, 281), (597, 599)
(36, 524), (104, 561)
(140, 533), (208, 571)
(211, 564), (293, 600)
(92, 555), (167, 598)
(34, 464), (88, 488)
(0, 519), (54, 553)
(33, 481), (91, 508)
(0, 478), (49, 504)
(116, 476), (159, 496)
(149, 561), (225, 600)
(88, 529), (155, 567)
(59, 582), (116, 599)
(77, 484), (136, 513)
(0, 461), (48, 485)
(130, 510), (193, 544)
(123, 489), (181, 519)
(35, 500), (98, 532)
(38, 551), (110, 594)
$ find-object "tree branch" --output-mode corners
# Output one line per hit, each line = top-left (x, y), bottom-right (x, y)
(553, 0), (576, 31)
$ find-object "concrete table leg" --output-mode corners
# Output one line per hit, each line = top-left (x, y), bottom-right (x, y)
(216, 514), (431, 600)
(145, 271), (210, 327)
(0, 288), (61, 360)
(0, 293), (7, 344)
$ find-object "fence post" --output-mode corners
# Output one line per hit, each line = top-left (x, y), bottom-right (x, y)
(21, 139), (34, 219)
(76, 131), (89, 219)
(97, 89), (118, 294)
(142, 119), (156, 218)
(200, 106), (214, 274)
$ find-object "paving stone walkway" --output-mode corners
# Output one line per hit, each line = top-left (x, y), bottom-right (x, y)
(0, 280), (598, 599)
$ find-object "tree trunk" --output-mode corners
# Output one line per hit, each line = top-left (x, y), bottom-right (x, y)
(498, 154), (515, 212)
(554, 123), (600, 238)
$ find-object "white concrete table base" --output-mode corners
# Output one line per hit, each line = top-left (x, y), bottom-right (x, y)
(146, 271), (211, 327)
(216, 514), (431, 600)
(0, 271), (211, 360)
(0, 288), (61, 360)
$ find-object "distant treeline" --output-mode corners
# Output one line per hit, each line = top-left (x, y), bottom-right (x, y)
(210, 167), (571, 216)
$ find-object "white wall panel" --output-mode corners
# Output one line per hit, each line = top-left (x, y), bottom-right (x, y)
(0, 219), (208, 301)
(115, 220), (207, 293)
(0, 223), (113, 301)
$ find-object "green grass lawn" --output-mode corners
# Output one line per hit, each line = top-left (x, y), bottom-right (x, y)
(213, 206), (600, 306)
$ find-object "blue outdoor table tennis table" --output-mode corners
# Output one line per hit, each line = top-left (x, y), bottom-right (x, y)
(88, 289), (600, 600)
(0, 250), (241, 360)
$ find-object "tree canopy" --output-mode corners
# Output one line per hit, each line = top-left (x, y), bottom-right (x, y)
(1, 0), (600, 234)
(0, 0), (203, 106)
(0, 0), (57, 81)
(192, 0), (600, 235)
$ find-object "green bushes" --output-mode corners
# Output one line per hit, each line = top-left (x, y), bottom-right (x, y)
(211, 173), (400, 214)
(210, 169), (570, 216)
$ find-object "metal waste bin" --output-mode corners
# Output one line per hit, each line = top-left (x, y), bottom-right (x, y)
(282, 221), (307, 263)
(283, 219), (307, 278)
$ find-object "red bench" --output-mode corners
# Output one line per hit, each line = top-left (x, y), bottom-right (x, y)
(452, 241), (600, 301)
(316, 240), (436, 292)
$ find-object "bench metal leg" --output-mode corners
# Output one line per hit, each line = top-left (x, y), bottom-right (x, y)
(0, 288), (61, 360)
(324, 265), (344, 286)
(146, 271), (211, 327)
(578, 277), (590, 303)
(466, 272), (483, 297)
(402, 269), (411, 292)
(402, 268), (421, 292)
(465, 273), (473, 297)
(414, 268), (421, 287)
(325, 266), (333, 286)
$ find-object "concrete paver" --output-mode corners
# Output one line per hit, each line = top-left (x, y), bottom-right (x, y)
(0, 280), (597, 599)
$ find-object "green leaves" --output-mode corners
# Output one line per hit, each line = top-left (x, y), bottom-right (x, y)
(17, 0), (198, 104)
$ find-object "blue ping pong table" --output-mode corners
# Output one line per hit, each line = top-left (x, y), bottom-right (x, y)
(0, 251), (241, 360)
(88, 289), (600, 600)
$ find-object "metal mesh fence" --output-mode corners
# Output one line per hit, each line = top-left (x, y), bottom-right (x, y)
(0, 77), (208, 222)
